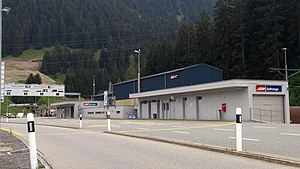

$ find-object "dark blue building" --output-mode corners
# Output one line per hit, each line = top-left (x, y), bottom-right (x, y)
(113, 64), (223, 100)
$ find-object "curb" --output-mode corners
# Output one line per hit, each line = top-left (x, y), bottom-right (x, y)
(104, 131), (300, 168)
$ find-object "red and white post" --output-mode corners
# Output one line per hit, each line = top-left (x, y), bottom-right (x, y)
(27, 113), (37, 169)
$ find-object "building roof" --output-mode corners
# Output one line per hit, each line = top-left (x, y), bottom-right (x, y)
(129, 79), (287, 98)
(114, 63), (222, 86)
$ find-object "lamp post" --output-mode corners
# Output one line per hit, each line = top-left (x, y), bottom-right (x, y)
(0, 0), (10, 124)
(134, 49), (141, 93)
(282, 48), (288, 82)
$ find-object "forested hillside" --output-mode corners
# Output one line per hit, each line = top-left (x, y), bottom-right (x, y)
(3, 0), (300, 104)
(2, 0), (214, 56)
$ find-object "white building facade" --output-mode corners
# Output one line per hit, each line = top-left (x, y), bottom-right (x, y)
(130, 80), (290, 124)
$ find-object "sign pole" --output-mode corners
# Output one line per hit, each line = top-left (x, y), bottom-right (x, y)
(236, 107), (242, 151)
(27, 113), (37, 169)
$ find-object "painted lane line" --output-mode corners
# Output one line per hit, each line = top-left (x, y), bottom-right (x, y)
(253, 126), (277, 129)
(229, 137), (260, 142)
(37, 132), (98, 136)
(122, 122), (235, 133)
(280, 133), (300, 136)
(172, 131), (190, 134)
(214, 128), (234, 132)
(172, 126), (186, 128)
(137, 128), (149, 130)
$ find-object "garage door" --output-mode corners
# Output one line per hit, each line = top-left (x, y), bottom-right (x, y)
(252, 95), (284, 123)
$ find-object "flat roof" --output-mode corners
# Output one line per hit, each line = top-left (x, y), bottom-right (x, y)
(129, 79), (287, 98)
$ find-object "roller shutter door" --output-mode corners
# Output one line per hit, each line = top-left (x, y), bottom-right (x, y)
(252, 95), (284, 123)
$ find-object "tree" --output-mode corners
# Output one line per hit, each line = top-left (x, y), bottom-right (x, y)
(125, 55), (138, 80)
(193, 11), (213, 64)
(175, 22), (195, 68)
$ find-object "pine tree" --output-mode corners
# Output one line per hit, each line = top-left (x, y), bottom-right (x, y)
(193, 11), (213, 64)
(125, 55), (138, 80)
(175, 22), (195, 68)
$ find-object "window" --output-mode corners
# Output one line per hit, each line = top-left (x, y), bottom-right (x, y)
(116, 111), (120, 114)
(88, 112), (94, 114)
(24, 93), (28, 96)
(95, 112), (104, 114)
(163, 103), (165, 110)
(40, 93), (44, 96)
(197, 96), (202, 100)
(6, 92), (10, 95)
(183, 97), (187, 101)
(166, 103), (169, 110)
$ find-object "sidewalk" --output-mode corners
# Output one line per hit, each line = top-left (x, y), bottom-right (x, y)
(0, 130), (30, 169)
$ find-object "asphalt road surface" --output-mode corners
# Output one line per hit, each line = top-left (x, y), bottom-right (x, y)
(1, 123), (298, 169)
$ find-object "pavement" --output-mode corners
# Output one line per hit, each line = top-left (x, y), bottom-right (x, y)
(0, 129), (31, 169)
(1, 117), (300, 167)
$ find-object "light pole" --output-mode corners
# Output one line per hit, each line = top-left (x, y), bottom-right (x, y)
(0, 1), (10, 124)
(282, 48), (288, 82)
(134, 49), (141, 93)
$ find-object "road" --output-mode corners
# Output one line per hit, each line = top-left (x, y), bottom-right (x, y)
(2, 118), (300, 161)
(1, 123), (297, 169)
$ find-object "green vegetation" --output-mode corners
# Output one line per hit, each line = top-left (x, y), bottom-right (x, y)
(94, 49), (101, 61)
(4, 47), (53, 60)
(50, 74), (66, 84)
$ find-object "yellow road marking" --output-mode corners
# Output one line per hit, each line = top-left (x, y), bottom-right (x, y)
(37, 131), (98, 136)
(122, 122), (236, 133)
(87, 124), (107, 128)
(0, 128), (22, 136)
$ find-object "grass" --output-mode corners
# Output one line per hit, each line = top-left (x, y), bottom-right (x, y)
(4, 47), (54, 60)
(50, 74), (66, 84)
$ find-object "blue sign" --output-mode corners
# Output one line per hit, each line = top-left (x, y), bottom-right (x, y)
(83, 102), (98, 106)
(266, 85), (282, 92)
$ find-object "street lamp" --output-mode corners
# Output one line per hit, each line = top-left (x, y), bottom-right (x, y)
(134, 49), (141, 93)
(0, 0), (10, 124)
(282, 48), (288, 82)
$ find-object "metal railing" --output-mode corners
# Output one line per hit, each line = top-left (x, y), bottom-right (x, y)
(250, 108), (284, 123)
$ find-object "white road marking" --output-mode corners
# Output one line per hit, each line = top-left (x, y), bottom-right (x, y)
(253, 126), (277, 129)
(172, 125), (185, 128)
(229, 137), (260, 142)
(214, 128), (234, 132)
(280, 133), (300, 136)
(172, 131), (190, 134)
(137, 128), (149, 130)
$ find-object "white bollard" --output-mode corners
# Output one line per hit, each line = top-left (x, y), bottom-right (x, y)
(236, 107), (242, 151)
(79, 113), (82, 128)
(6, 114), (8, 122)
(107, 111), (111, 131)
(27, 113), (38, 169)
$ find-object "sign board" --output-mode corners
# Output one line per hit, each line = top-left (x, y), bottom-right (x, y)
(170, 74), (179, 80)
(83, 102), (98, 106)
(4, 84), (65, 97)
(1, 62), (5, 102)
(256, 85), (282, 92)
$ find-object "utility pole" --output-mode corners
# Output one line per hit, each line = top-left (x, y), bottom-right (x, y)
(92, 77), (95, 101)
(134, 49), (141, 93)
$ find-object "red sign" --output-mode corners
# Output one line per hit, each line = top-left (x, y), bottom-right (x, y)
(170, 74), (179, 80)
(256, 85), (266, 92)
(221, 103), (226, 113)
